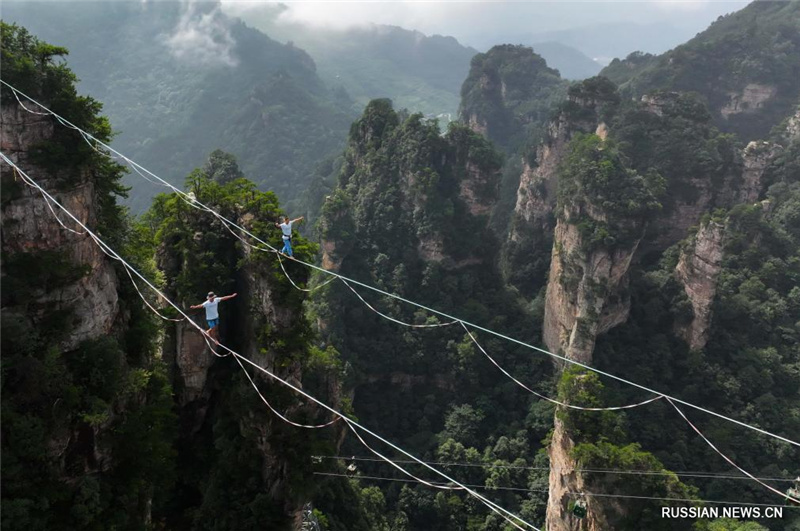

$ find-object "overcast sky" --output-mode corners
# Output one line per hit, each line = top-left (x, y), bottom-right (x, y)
(222, 0), (750, 52)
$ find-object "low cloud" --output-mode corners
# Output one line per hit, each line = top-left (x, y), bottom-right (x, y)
(221, 1), (748, 51)
(165, 3), (238, 67)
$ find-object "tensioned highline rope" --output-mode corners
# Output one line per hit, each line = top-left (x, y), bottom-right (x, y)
(1, 154), (540, 531)
(665, 397), (799, 504)
(313, 455), (798, 482)
(343, 418), (465, 491)
(276, 253), (337, 293)
(5, 79), (799, 449)
(311, 472), (800, 509)
(339, 277), (458, 328)
(232, 353), (341, 430)
(9, 139), (795, 517)
(12, 166), (86, 235)
(461, 322), (663, 411)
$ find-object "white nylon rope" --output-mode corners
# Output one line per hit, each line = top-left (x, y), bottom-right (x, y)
(276, 252), (337, 293)
(341, 420), (542, 531)
(343, 419), (464, 492)
(314, 455), (798, 482)
(1, 154), (539, 531)
(461, 323), (663, 411)
(118, 256), (183, 323)
(666, 398), (799, 504)
(232, 353), (340, 429)
(5, 80), (798, 449)
(340, 278), (458, 328)
(312, 472), (800, 509)
(12, 164), (182, 323)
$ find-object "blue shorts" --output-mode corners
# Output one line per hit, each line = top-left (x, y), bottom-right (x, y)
(207, 318), (219, 329)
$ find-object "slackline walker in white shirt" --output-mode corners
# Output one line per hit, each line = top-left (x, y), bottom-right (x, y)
(275, 215), (304, 257)
(190, 291), (237, 343)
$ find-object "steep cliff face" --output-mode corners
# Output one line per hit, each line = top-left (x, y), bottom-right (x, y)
(1, 102), (120, 352)
(505, 78), (620, 296)
(320, 99), (503, 276)
(601, 1), (800, 141)
(1, 99), (122, 487)
(2, 26), (176, 528)
(547, 417), (614, 531)
(671, 106), (800, 349)
(736, 141), (779, 204)
(149, 162), (341, 528)
(542, 218), (641, 363)
(720, 83), (778, 119)
(786, 106), (800, 140)
(674, 219), (726, 351)
(609, 91), (743, 251)
(541, 134), (663, 530)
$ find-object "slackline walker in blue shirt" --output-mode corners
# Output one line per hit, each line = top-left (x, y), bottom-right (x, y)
(275, 215), (304, 257)
(190, 291), (237, 343)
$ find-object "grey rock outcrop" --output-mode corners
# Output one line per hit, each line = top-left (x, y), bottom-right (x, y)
(542, 218), (640, 364)
(1, 101), (120, 352)
(721, 83), (778, 118)
(674, 220), (725, 351)
(543, 214), (643, 530)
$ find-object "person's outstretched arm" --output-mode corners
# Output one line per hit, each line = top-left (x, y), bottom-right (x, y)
(190, 302), (203, 309)
(219, 293), (238, 302)
(292, 216), (304, 224)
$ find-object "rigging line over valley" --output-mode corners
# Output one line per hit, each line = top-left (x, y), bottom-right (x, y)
(3, 79), (798, 449)
(0, 152), (542, 531)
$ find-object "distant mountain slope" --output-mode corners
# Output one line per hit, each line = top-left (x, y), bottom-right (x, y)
(297, 25), (476, 119)
(234, 12), (479, 119)
(600, 0), (800, 140)
(529, 41), (602, 79)
(529, 21), (702, 63)
(3, 1), (354, 212)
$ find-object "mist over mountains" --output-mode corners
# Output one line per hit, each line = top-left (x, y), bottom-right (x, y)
(2, 2), (799, 528)
(2, 0), (722, 212)
(3, 1), (355, 212)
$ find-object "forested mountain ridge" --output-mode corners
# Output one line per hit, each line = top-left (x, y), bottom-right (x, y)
(309, 100), (563, 529)
(600, 0), (800, 141)
(526, 41), (602, 80)
(458, 44), (568, 153)
(3, 2), (800, 530)
(228, 7), (605, 115)
(2, 1), (355, 213)
(241, 15), (479, 119)
(144, 158), (348, 528)
(1, 25), (351, 529)
(475, 10), (800, 530)
(1, 24), (175, 528)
